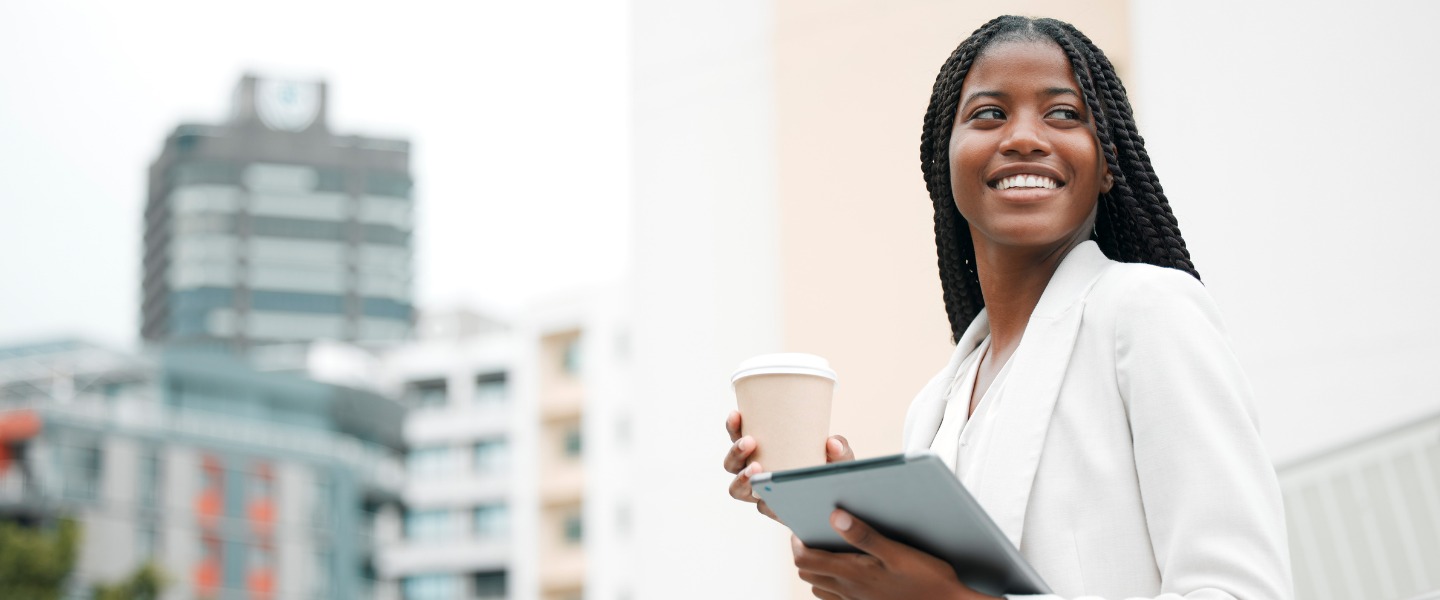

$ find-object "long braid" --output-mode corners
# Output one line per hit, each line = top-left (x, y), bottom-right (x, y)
(921, 16), (1011, 342)
(1049, 20), (1199, 278)
(920, 16), (1201, 343)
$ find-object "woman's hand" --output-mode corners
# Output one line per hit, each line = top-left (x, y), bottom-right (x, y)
(724, 410), (854, 522)
(792, 509), (1000, 600)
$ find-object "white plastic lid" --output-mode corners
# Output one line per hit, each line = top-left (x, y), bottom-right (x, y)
(731, 353), (837, 383)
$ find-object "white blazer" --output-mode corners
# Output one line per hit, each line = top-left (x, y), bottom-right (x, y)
(902, 241), (1293, 600)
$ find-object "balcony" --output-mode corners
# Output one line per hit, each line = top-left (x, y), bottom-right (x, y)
(375, 536), (510, 579)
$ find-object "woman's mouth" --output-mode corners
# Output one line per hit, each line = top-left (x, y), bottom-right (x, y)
(990, 174), (1062, 190)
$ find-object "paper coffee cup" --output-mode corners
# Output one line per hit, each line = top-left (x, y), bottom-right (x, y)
(731, 353), (837, 472)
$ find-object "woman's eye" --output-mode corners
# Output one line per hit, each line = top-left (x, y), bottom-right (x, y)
(972, 107), (1005, 120)
(1046, 108), (1081, 120)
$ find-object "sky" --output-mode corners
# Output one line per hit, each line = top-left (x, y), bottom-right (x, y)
(0, 0), (629, 348)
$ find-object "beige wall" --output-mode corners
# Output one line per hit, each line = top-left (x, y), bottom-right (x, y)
(772, 3), (1131, 596)
(775, 0), (1132, 460)
(537, 329), (586, 597)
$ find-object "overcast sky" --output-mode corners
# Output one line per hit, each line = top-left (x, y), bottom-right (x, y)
(0, 0), (629, 347)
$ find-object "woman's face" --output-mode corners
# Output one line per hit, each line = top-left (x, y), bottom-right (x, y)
(948, 39), (1111, 252)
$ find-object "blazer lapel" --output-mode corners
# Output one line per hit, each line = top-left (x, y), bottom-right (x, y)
(903, 310), (990, 453)
(974, 242), (1113, 549)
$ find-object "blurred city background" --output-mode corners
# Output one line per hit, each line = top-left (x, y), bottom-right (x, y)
(1, 1), (1438, 599)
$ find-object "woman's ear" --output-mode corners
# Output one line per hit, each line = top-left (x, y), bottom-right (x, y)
(1101, 170), (1114, 194)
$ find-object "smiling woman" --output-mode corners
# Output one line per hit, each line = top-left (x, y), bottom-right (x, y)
(724, 14), (1293, 600)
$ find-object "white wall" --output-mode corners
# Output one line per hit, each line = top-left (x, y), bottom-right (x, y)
(1131, 1), (1440, 464)
(628, 1), (792, 599)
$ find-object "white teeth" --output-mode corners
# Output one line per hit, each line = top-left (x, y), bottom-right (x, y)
(995, 174), (1058, 190)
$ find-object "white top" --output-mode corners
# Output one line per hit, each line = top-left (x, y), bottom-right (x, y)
(901, 241), (1293, 599)
(928, 336), (1014, 492)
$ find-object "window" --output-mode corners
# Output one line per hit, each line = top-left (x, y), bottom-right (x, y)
(563, 511), (583, 545)
(251, 463), (273, 497)
(135, 523), (159, 559)
(137, 446), (163, 507)
(473, 373), (507, 406)
(474, 504), (509, 540)
(405, 509), (452, 541)
(312, 548), (331, 597)
(312, 471), (332, 528)
(408, 446), (456, 478)
(561, 338), (582, 375)
(402, 574), (459, 600)
(563, 426), (582, 458)
(408, 380), (448, 409)
(62, 440), (102, 501)
(473, 439), (509, 475)
(472, 571), (507, 600)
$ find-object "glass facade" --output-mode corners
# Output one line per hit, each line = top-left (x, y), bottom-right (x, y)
(142, 85), (414, 353)
(402, 574), (460, 600)
(473, 504), (509, 540)
(473, 439), (508, 475)
(407, 446), (456, 477)
(404, 509), (453, 541)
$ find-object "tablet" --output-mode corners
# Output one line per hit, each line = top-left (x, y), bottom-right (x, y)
(750, 451), (1051, 596)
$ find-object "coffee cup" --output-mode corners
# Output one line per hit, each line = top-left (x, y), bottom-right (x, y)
(731, 353), (837, 472)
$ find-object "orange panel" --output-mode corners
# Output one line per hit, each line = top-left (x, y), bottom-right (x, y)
(0, 410), (41, 440)
(195, 559), (221, 598)
(248, 568), (275, 599)
(248, 500), (275, 532)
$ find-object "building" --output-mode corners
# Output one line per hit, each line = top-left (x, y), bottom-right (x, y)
(304, 290), (630, 600)
(0, 339), (405, 600)
(141, 74), (415, 360)
(521, 289), (630, 600)
(309, 310), (517, 600)
(1278, 412), (1440, 600)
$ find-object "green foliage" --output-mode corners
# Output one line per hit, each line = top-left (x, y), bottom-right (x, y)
(93, 561), (167, 600)
(0, 518), (79, 600)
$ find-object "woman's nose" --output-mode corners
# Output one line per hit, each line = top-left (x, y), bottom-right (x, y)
(998, 116), (1052, 156)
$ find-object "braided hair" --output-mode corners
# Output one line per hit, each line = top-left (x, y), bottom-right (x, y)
(921, 15), (1200, 343)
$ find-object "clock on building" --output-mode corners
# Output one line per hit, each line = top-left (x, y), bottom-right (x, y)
(255, 79), (321, 132)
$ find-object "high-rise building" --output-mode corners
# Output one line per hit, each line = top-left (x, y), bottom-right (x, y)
(142, 75), (415, 358)
(0, 339), (405, 600)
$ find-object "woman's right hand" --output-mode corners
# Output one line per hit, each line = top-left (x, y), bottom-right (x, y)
(724, 410), (855, 523)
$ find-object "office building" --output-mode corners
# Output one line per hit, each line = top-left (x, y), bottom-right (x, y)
(141, 75), (415, 358)
(0, 339), (405, 600)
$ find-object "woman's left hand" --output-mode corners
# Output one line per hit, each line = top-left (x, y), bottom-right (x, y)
(792, 509), (1001, 600)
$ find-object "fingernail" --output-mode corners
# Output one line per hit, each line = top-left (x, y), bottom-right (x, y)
(833, 511), (852, 531)
(747, 463), (763, 476)
(791, 535), (804, 552)
(738, 437), (754, 452)
(750, 489), (761, 500)
(827, 438), (842, 455)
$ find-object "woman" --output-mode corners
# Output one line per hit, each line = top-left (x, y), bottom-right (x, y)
(722, 15), (1293, 600)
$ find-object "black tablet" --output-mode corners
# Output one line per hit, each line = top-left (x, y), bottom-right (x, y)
(750, 451), (1051, 597)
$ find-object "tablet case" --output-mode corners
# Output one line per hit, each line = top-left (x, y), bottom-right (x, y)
(750, 451), (1051, 596)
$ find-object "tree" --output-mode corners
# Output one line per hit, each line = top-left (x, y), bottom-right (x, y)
(0, 518), (79, 600)
(93, 562), (167, 600)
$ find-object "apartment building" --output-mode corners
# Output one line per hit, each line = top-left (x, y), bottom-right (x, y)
(0, 339), (404, 599)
